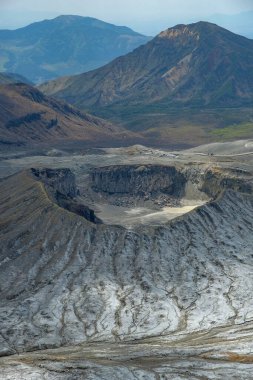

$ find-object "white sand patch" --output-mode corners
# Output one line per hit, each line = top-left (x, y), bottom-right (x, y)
(125, 208), (150, 216)
(96, 201), (206, 227)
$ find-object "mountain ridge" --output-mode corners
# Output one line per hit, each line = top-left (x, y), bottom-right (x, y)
(39, 21), (253, 146)
(0, 15), (151, 83)
(40, 21), (253, 108)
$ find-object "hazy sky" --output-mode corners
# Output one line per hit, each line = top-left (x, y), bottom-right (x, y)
(1, 0), (253, 34)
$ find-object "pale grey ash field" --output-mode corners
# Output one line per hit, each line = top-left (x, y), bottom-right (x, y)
(1, 1), (253, 379)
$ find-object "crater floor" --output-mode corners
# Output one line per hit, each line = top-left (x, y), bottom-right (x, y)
(93, 201), (205, 227)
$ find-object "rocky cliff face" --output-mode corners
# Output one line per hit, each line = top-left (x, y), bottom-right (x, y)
(90, 164), (252, 201)
(201, 168), (253, 197)
(32, 168), (101, 224)
(91, 165), (187, 197)
(1, 166), (253, 356)
(32, 168), (77, 198)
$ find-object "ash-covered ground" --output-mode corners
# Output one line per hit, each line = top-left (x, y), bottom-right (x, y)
(1, 140), (253, 379)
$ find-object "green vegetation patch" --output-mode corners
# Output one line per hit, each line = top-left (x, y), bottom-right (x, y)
(210, 122), (253, 140)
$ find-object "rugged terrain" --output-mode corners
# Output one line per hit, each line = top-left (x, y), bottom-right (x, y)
(41, 22), (253, 108)
(40, 22), (253, 146)
(1, 141), (253, 378)
(0, 15), (151, 83)
(0, 82), (134, 146)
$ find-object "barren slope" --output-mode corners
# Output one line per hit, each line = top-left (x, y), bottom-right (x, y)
(40, 22), (253, 109)
(0, 83), (133, 146)
(39, 22), (253, 146)
(1, 163), (253, 356)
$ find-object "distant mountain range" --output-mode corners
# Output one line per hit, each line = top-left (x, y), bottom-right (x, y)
(1, 20), (253, 148)
(0, 79), (134, 146)
(0, 15), (151, 83)
(40, 22), (253, 146)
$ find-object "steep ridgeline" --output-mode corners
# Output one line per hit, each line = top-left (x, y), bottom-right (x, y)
(1, 165), (253, 355)
(41, 22), (253, 109)
(0, 82), (131, 146)
(0, 15), (151, 83)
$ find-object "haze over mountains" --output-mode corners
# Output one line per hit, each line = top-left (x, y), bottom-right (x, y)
(0, 15), (151, 83)
(208, 11), (253, 39)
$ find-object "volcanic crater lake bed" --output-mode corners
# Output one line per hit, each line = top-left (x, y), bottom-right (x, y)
(93, 201), (205, 227)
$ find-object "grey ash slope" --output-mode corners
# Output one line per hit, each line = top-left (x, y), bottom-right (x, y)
(0, 15), (151, 83)
(40, 21), (253, 109)
(1, 160), (253, 357)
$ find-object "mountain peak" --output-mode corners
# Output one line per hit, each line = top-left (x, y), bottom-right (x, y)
(40, 19), (253, 126)
(47, 15), (139, 35)
(53, 15), (108, 26)
(0, 16), (151, 83)
(54, 14), (87, 21)
(158, 21), (222, 39)
(158, 24), (200, 40)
